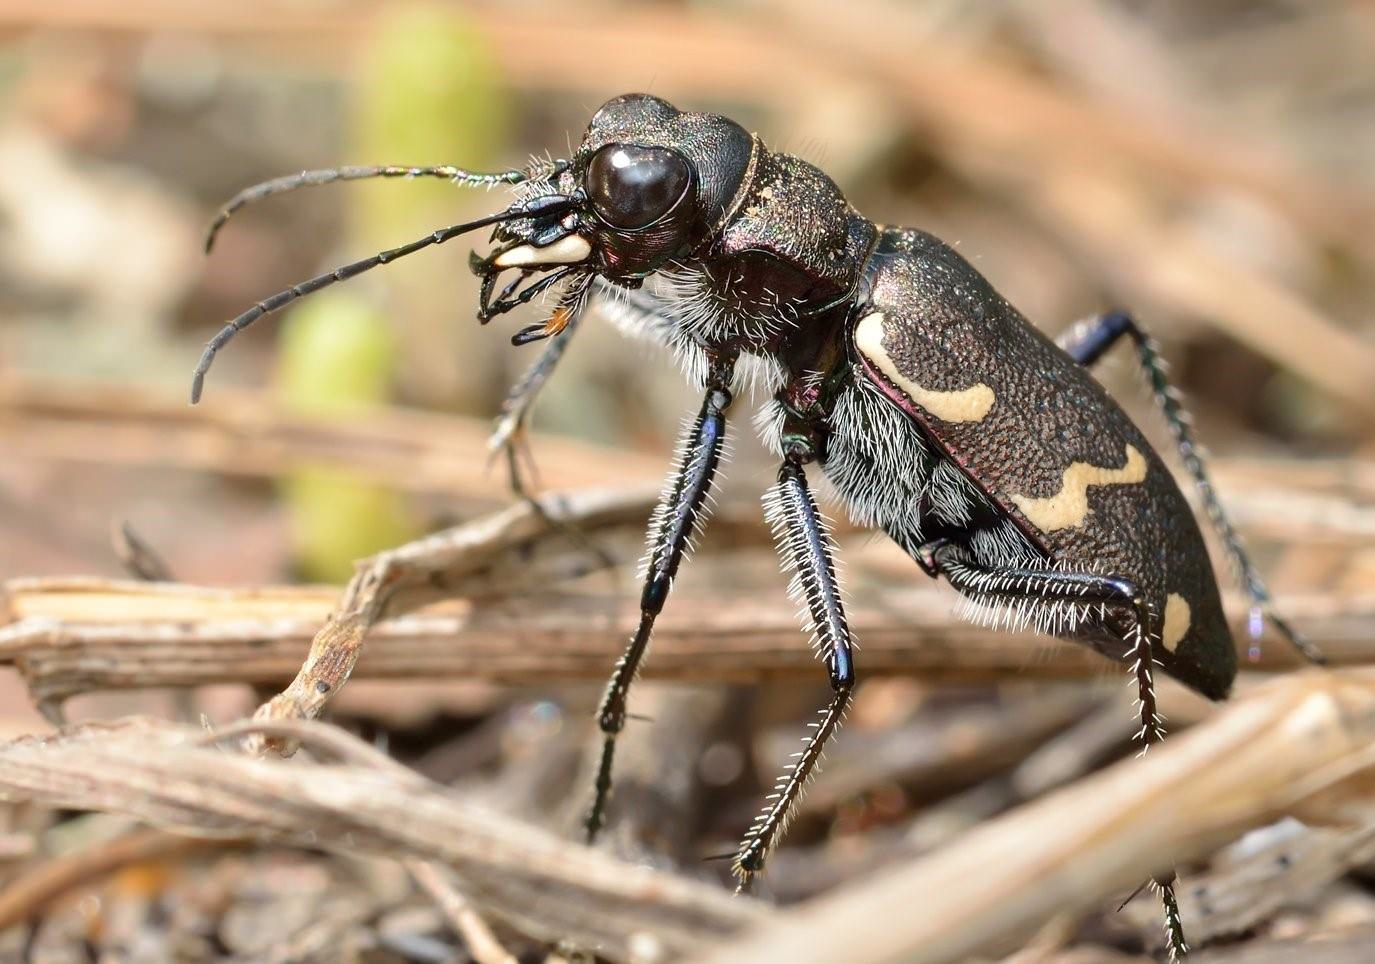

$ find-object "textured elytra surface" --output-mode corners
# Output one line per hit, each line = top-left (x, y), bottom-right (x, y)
(852, 228), (1235, 699)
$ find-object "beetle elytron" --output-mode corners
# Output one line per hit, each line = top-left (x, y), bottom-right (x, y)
(195, 93), (1320, 954)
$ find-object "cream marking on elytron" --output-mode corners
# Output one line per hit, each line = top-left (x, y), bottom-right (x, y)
(1162, 593), (1191, 652)
(1010, 444), (1148, 532)
(494, 233), (591, 268)
(853, 312), (996, 423)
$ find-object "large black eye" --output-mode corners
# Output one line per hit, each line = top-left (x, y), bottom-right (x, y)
(586, 144), (692, 230)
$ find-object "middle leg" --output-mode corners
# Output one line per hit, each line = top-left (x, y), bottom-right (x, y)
(733, 456), (855, 889)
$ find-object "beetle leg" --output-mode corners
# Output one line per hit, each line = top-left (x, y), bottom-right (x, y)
(926, 540), (1163, 748)
(488, 303), (582, 497)
(927, 539), (1188, 959)
(585, 362), (735, 842)
(486, 302), (619, 567)
(1056, 310), (1135, 367)
(1058, 311), (1322, 666)
(1155, 872), (1189, 960)
(733, 457), (854, 892)
(490, 278), (683, 498)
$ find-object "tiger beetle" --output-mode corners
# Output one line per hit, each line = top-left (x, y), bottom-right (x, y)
(193, 93), (1322, 956)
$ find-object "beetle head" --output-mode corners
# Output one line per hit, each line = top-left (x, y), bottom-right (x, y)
(472, 94), (756, 319)
(577, 93), (755, 277)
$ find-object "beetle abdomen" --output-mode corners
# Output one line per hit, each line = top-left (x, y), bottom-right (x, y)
(848, 228), (1235, 699)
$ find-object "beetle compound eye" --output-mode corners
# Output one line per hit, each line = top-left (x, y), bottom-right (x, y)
(586, 144), (691, 230)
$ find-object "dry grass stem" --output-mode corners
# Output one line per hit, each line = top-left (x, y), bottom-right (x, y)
(0, 827), (223, 931)
(696, 669), (1375, 964)
(406, 859), (519, 964)
(1169, 821), (1375, 945)
(0, 375), (663, 497)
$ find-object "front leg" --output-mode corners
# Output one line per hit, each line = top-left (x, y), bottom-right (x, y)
(734, 455), (854, 890)
(584, 354), (736, 841)
(491, 279), (680, 499)
(489, 304), (582, 500)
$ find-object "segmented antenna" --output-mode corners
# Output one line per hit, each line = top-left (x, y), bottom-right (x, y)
(190, 196), (574, 404)
(203, 164), (530, 254)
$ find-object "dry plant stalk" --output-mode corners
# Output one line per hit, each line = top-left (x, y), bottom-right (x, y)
(0, 717), (762, 962)
(6, 572), (1366, 714)
(1178, 823), (1375, 945)
(1195, 928), (1375, 964)
(694, 668), (1375, 964)
(0, 672), (1371, 963)
(406, 859), (518, 964)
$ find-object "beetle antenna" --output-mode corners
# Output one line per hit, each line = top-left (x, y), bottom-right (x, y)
(204, 164), (530, 255)
(191, 198), (572, 403)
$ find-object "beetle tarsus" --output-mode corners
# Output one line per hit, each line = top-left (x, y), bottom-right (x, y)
(1155, 873), (1189, 960)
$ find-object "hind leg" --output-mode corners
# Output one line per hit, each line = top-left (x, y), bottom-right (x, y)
(1058, 311), (1321, 665)
(922, 540), (1164, 748)
(923, 538), (1189, 958)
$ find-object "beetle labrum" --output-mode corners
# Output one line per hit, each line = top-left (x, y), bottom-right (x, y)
(194, 93), (1320, 953)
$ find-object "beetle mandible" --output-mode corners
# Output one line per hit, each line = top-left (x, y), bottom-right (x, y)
(194, 93), (1321, 950)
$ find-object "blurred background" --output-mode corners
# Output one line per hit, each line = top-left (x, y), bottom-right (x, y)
(1, 1), (1374, 959)
(4, 0), (1373, 583)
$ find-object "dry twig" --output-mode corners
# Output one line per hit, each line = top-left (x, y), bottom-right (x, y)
(209, 719), (518, 964)
(406, 858), (519, 964)
(3, 574), (1366, 713)
(0, 375), (662, 497)
(0, 827), (222, 931)
(1170, 820), (1375, 945)
(0, 717), (763, 962)
(246, 486), (658, 755)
